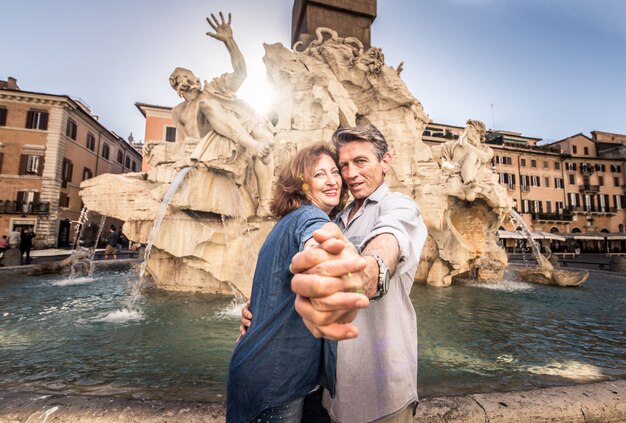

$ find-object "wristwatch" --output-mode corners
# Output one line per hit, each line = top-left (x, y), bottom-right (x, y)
(367, 252), (390, 301)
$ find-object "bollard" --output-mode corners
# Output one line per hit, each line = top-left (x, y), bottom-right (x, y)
(3, 248), (22, 267)
(609, 255), (626, 273)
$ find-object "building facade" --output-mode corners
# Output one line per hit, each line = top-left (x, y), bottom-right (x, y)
(423, 122), (626, 253)
(0, 78), (142, 248)
(134, 102), (178, 171)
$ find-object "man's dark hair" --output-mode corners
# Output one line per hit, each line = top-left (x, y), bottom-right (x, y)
(332, 124), (388, 160)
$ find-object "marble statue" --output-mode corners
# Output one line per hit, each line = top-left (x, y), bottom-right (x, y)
(169, 13), (275, 217)
(80, 18), (516, 295)
(440, 119), (494, 202)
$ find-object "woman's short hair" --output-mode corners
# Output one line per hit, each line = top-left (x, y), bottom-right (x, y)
(270, 143), (347, 218)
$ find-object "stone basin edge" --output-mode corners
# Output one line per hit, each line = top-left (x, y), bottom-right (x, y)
(0, 379), (624, 422)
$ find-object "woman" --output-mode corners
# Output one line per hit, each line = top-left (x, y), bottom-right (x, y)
(227, 143), (346, 423)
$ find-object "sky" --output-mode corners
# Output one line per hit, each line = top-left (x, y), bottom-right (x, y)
(2, 0), (625, 143)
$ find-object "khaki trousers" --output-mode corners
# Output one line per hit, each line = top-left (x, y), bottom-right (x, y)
(331, 403), (414, 423)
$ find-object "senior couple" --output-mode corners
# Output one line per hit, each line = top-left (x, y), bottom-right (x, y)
(227, 124), (428, 423)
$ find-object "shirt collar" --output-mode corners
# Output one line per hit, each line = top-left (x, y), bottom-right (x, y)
(337, 182), (389, 224)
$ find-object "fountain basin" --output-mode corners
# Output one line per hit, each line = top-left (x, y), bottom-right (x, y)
(1, 268), (624, 402)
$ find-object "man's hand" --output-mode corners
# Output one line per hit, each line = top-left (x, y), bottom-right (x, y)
(291, 223), (369, 341)
(206, 12), (233, 42)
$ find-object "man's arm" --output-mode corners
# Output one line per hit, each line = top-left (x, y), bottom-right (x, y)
(206, 12), (246, 92)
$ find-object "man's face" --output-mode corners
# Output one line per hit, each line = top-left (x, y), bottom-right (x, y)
(173, 71), (200, 96)
(337, 141), (391, 200)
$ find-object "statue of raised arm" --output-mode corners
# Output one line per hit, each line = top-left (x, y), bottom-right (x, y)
(169, 12), (275, 217)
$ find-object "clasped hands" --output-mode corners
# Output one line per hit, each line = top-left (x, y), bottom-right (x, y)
(290, 222), (370, 341)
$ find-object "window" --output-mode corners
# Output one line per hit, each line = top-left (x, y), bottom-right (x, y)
(66, 119), (77, 140)
(531, 175), (541, 187)
(543, 161), (549, 169)
(614, 177), (620, 187)
(530, 159), (537, 168)
(584, 194), (593, 211)
(614, 195), (626, 209)
(584, 147), (589, 155)
(62, 159), (73, 187)
(17, 191), (40, 212)
(125, 156), (131, 169)
(532, 200), (542, 213)
(86, 133), (96, 151)
(556, 202), (564, 213)
(568, 193), (579, 208)
(0, 107), (6, 126)
(554, 162), (561, 170)
(495, 156), (512, 165)
(599, 194), (609, 212)
(544, 177), (550, 188)
(82, 167), (93, 181)
(521, 175), (530, 191)
(569, 174), (575, 185)
(25, 110), (49, 130)
(566, 162), (577, 171)
(572, 146), (577, 154)
(555, 178), (564, 189)
(499, 173), (516, 190)
(520, 158), (526, 167)
(598, 176), (604, 186)
(117, 149), (124, 164)
(131, 161), (137, 172)
(19, 154), (44, 176)
(165, 126), (177, 142)
(522, 199), (530, 213)
(59, 193), (70, 208)
(102, 143), (110, 160)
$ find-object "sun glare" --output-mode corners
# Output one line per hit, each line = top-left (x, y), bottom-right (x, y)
(239, 76), (275, 117)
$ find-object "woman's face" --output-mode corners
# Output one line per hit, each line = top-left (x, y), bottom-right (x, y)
(305, 154), (343, 214)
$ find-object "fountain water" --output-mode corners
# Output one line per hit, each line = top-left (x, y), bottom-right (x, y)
(508, 210), (589, 287)
(135, 167), (191, 298)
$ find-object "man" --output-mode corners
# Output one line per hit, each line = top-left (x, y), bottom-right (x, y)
(19, 227), (36, 264)
(169, 12), (274, 217)
(289, 124), (428, 422)
(104, 225), (119, 260)
(242, 125), (427, 422)
(8, 228), (21, 249)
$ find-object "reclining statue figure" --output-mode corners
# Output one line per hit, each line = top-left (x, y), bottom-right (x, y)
(169, 12), (275, 217)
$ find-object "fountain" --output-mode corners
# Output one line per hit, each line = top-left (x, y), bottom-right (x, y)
(80, 24), (513, 294)
(1, 8), (625, 422)
(508, 210), (589, 287)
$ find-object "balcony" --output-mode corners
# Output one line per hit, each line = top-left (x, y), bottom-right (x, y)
(579, 184), (600, 193)
(568, 206), (617, 215)
(0, 200), (50, 215)
(532, 212), (573, 222)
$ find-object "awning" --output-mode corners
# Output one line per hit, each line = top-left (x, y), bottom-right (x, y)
(497, 230), (525, 239)
(561, 233), (605, 241)
(534, 231), (566, 242)
(496, 230), (565, 241)
(605, 233), (626, 240)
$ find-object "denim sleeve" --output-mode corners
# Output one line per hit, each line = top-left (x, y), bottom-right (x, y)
(297, 207), (330, 252)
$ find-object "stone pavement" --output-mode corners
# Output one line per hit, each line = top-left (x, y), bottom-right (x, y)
(0, 379), (624, 422)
